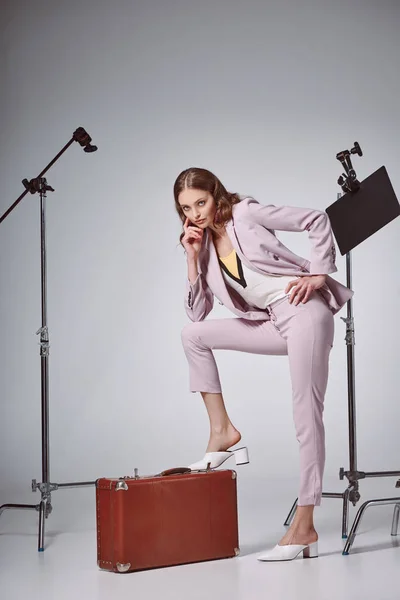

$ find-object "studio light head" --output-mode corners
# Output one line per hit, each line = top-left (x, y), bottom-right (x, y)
(73, 127), (98, 153)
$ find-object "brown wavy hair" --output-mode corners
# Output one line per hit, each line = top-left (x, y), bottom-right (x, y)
(174, 167), (242, 247)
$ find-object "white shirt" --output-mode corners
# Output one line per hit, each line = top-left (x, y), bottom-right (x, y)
(219, 249), (297, 309)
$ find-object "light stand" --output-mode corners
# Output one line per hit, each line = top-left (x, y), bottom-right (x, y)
(0, 128), (98, 552)
(283, 142), (400, 554)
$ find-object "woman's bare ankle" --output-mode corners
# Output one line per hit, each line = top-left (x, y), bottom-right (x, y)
(206, 425), (241, 453)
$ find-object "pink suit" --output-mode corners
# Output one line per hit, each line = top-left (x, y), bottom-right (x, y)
(181, 197), (354, 506)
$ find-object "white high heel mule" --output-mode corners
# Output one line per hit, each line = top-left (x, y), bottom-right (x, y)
(257, 540), (319, 562)
(188, 446), (249, 471)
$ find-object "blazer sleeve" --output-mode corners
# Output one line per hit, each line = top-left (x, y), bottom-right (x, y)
(243, 197), (338, 275)
(185, 273), (214, 322)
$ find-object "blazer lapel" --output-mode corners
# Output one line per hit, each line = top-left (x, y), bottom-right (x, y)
(225, 220), (267, 276)
(202, 227), (254, 314)
(202, 228), (235, 307)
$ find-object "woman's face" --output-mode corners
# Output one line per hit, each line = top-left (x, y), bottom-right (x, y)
(178, 188), (216, 228)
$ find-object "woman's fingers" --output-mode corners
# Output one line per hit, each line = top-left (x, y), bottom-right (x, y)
(285, 279), (298, 294)
(303, 281), (315, 303)
(296, 288), (307, 304)
(286, 276), (318, 305)
(289, 282), (305, 304)
(186, 229), (202, 238)
(287, 279), (300, 303)
(184, 230), (202, 243)
(183, 218), (202, 232)
(291, 283), (314, 305)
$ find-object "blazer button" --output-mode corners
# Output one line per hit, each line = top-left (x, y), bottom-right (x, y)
(273, 254), (279, 260)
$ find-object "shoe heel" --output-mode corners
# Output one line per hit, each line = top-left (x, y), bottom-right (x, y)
(233, 446), (249, 465)
(303, 541), (318, 558)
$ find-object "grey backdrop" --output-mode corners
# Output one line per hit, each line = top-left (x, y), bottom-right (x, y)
(0, 0), (399, 523)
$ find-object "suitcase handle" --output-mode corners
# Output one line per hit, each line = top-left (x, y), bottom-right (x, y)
(159, 467), (192, 476)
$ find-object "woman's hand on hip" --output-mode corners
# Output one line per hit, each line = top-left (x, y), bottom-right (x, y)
(285, 274), (327, 305)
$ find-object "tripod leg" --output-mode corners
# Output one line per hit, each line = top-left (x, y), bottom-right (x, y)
(0, 503), (38, 517)
(38, 500), (46, 552)
(342, 488), (350, 538)
(283, 498), (298, 527)
(391, 504), (400, 536)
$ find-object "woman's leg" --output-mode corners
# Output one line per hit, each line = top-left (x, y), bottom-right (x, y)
(268, 293), (334, 544)
(200, 392), (241, 453)
(181, 317), (287, 452)
(181, 297), (334, 546)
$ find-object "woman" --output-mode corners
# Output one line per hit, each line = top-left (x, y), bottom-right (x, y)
(174, 167), (353, 562)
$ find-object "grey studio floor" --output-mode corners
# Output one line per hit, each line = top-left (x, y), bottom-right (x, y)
(0, 476), (399, 600)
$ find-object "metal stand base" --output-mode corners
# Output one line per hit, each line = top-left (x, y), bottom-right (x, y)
(0, 480), (96, 551)
(343, 491), (400, 555)
(283, 481), (400, 554)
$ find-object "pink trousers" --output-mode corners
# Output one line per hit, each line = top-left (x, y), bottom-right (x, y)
(181, 291), (335, 507)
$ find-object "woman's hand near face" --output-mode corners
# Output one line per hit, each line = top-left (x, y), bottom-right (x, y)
(182, 217), (204, 260)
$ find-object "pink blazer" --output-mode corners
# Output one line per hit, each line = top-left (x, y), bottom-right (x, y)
(185, 196), (354, 322)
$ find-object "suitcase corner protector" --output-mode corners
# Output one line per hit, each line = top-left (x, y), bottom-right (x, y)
(116, 562), (132, 573)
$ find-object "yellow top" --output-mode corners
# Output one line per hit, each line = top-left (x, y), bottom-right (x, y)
(218, 249), (240, 279)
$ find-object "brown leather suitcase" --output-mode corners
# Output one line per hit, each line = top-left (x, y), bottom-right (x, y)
(96, 467), (239, 573)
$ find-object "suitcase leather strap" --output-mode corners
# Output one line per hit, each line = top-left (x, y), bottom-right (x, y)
(159, 467), (192, 476)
